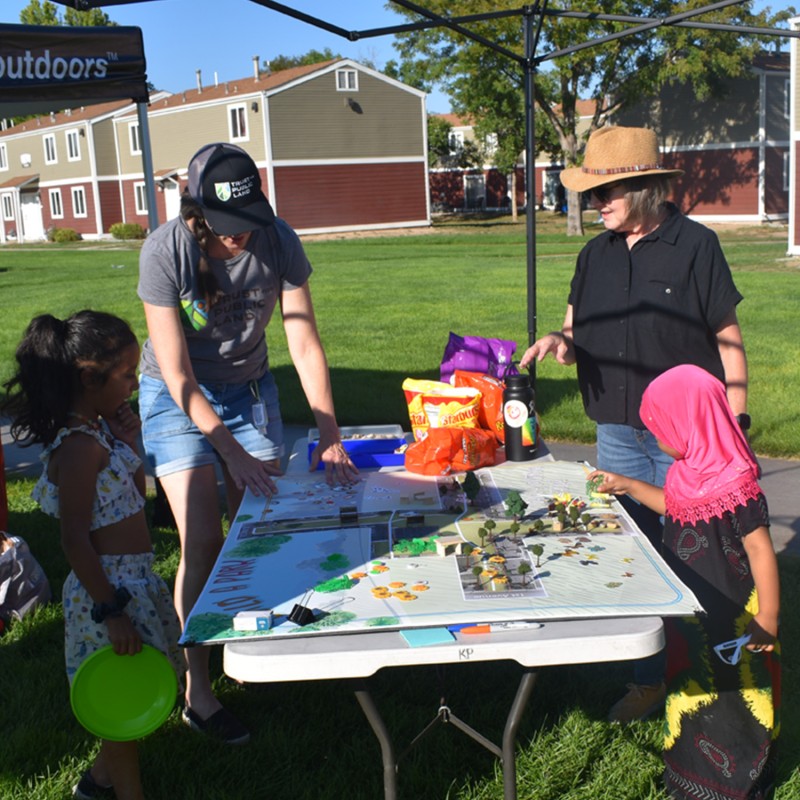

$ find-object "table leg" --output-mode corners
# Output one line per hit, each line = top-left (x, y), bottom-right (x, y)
(353, 683), (398, 800)
(352, 668), (538, 800)
(502, 669), (538, 800)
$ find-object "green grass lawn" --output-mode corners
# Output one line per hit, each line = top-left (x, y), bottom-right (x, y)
(1, 477), (798, 799)
(1, 216), (799, 797)
(1, 213), (799, 457)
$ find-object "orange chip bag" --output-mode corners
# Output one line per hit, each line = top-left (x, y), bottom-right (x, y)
(404, 427), (496, 475)
(402, 378), (481, 441)
(452, 370), (506, 443)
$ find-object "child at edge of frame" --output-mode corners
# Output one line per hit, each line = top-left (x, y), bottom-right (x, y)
(1, 310), (184, 800)
(588, 363), (780, 800)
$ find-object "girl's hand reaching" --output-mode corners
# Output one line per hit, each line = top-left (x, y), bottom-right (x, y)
(587, 470), (631, 496)
(586, 469), (666, 516)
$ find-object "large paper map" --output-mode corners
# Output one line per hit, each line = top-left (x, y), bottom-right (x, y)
(182, 461), (702, 645)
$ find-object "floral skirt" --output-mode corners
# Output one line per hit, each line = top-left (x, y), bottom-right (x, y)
(63, 552), (184, 684)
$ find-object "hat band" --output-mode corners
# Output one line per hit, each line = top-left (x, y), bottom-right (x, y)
(582, 163), (663, 175)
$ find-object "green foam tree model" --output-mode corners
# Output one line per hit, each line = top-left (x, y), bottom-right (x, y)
(505, 490), (528, 521)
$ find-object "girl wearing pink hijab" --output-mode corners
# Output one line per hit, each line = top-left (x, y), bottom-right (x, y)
(591, 364), (780, 800)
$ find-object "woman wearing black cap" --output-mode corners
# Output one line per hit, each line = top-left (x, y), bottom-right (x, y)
(137, 142), (357, 744)
(520, 126), (749, 723)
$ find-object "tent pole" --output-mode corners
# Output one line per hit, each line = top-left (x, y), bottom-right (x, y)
(136, 101), (160, 233)
(524, 6), (538, 391)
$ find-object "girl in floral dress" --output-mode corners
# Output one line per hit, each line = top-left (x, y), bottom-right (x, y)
(2, 311), (183, 800)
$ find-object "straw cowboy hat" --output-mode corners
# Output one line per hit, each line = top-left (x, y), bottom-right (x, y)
(560, 126), (683, 192)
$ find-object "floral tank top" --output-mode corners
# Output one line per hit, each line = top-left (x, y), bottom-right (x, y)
(32, 425), (145, 530)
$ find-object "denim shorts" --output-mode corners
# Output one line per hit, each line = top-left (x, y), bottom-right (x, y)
(139, 372), (284, 478)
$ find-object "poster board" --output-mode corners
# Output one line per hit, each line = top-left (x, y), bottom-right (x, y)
(182, 461), (702, 645)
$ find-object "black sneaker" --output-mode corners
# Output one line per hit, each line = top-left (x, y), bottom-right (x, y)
(73, 770), (113, 799)
(182, 706), (250, 745)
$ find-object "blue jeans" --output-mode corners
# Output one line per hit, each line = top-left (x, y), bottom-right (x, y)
(596, 423), (672, 547)
(139, 372), (284, 478)
(596, 423), (673, 687)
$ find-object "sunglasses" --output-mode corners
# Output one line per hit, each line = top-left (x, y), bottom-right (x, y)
(713, 633), (751, 665)
(586, 181), (624, 204)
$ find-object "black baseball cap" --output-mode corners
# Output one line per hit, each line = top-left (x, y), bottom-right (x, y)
(187, 143), (275, 235)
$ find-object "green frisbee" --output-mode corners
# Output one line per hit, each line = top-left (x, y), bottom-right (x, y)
(70, 644), (177, 741)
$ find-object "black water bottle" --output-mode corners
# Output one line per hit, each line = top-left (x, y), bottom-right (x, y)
(503, 373), (537, 461)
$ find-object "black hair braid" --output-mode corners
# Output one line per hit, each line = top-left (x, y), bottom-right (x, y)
(180, 192), (224, 308)
(1, 311), (136, 446)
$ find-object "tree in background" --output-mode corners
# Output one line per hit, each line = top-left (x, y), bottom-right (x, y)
(427, 115), (453, 168)
(261, 48), (342, 75)
(20, 0), (115, 27)
(389, 0), (783, 235)
(13, 1), (121, 122)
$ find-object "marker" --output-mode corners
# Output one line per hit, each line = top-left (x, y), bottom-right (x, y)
(461, 621), (543, 635)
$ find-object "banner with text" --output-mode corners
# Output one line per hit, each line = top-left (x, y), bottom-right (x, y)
(0, 23), (147, 116)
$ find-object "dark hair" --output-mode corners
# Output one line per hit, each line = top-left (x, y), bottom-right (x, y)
(180, 192), (224, 308)
(620, 175), (672, 228)
(1, 311), (137, 446)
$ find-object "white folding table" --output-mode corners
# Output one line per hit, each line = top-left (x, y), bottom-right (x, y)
(215, 433), (669, 799)
(225, 613), (663, 800)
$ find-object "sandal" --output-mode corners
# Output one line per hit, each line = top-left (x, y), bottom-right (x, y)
(182, 705), (250, 745)
(73, 770), (113, 799)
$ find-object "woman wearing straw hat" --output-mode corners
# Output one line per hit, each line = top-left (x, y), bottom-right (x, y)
(520, 126), (749, 722)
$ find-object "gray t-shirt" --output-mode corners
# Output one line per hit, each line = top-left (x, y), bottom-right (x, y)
(137, 217), (312, 384)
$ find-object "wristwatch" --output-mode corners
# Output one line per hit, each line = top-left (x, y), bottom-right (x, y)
(91, 586), (132, 623)
(736, 413), (751, 432)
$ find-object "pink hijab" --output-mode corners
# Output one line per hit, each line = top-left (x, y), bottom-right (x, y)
(639, 365), (762, 526)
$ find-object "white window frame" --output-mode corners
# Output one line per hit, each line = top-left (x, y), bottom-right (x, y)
(0, 143), (7, 172)
(228, 104), (248, 142)
(49, 188), (63, 218)
(2, 194), (13, 220)
(66, 129), (81, 162)
(129, 122), (141, 155)
(448, 130), (465, 155)
(134, 182), (148, 215)
(71, 186), (87, 218)
(783, 151), (790, 192)
(44, 133), (57, 165)
(336, 68), (358, 91)
(785, 79), (790, 120)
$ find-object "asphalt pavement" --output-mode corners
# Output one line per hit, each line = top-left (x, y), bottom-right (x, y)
(2, 420), (798, 557)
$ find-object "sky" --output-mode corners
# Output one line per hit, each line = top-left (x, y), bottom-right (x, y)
(1, 0), (783, 117)
(1, 0), (455, 112)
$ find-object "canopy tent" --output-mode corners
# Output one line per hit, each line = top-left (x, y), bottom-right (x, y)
(0, 22), (159, 232)
(38, 1), (800, 373)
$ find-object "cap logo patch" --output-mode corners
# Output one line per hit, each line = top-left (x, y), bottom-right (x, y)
(214, 182), (232, 202)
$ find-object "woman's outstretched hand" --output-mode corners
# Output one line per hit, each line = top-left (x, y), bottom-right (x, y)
(519, 332), (575, 368)
(309, 440), (359, 486)
(226, 448), (283, 497)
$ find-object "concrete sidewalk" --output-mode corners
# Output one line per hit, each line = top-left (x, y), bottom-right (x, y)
(3, 420), (798, 557)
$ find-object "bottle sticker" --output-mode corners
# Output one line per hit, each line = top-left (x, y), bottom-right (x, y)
(504, 400), (529, 428)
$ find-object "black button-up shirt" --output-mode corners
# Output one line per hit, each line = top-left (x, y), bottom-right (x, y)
(568, 204), (742, 428)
